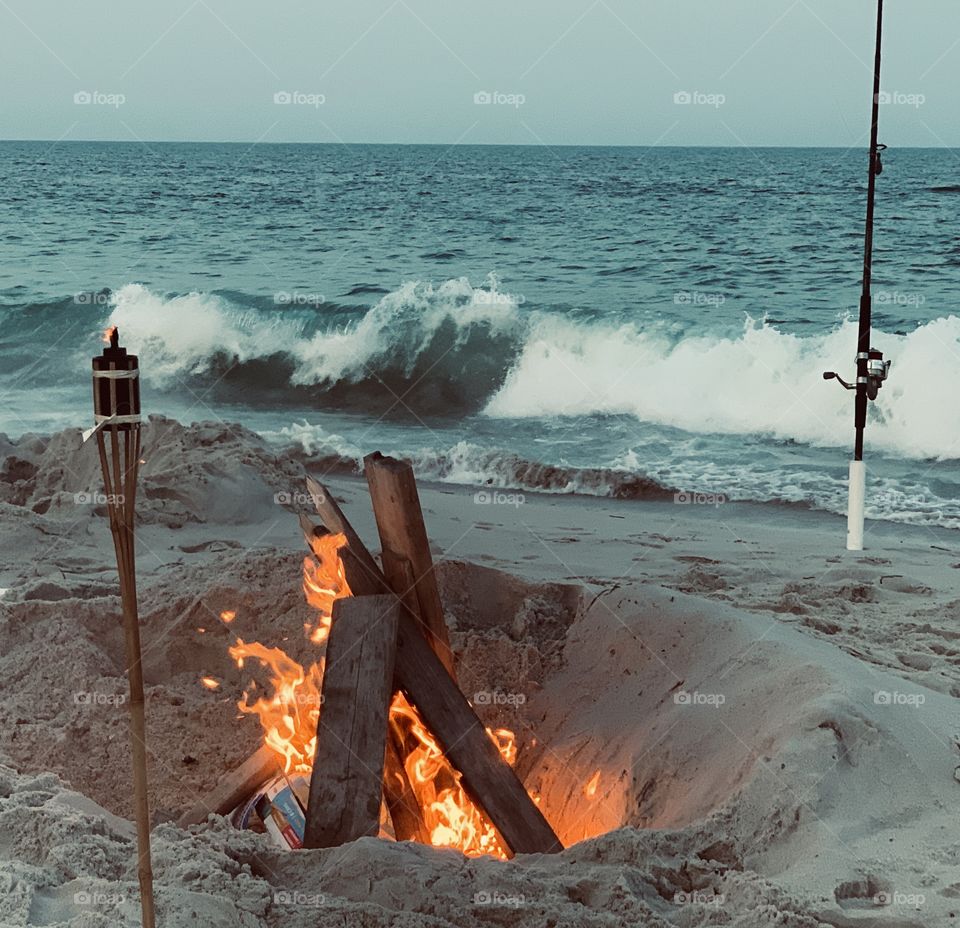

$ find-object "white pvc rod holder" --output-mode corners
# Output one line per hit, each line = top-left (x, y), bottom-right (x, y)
(846, 460), (866, 551)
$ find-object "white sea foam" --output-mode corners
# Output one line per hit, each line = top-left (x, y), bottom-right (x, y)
(289, 276), (519, 384)
(108, 277), (520, 389)
(108, 280), (960, 461)
(108, 284), (298, 384)
(484, 313), (960, 460)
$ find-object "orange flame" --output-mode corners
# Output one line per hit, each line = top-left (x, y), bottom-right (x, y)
(229, 639), (324, 775)
(102, 325), (116, 344)
(220, 610), (236, 623)
(200, 676), (220, 690)
(390, 693), (516, 857)
(302, 532), (351, 644)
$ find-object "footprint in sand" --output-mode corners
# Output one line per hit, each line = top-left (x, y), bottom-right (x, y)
(833, 876), (893, 909)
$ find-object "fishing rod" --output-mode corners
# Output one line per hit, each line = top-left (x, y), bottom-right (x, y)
(823, 0), (892, 550)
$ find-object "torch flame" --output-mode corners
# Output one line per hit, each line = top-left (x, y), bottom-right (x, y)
(102, 325), (116, 345)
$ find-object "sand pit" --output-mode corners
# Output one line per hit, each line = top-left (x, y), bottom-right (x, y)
(1, 420), (958, 927)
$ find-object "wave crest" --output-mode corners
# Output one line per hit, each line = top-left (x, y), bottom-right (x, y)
(483, 313), (960, 460)
(108, 279), (522, 413)
(265, 422), (676, 501)
(103, 281), (960, 459)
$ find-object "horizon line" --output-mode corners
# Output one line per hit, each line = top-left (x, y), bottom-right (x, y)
(0, 138), (955, 150)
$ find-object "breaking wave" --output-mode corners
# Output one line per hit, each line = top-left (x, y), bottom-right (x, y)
(6, 279), (957, 460)
(105, 280), (522, 414)
(484, 312), (960, 460)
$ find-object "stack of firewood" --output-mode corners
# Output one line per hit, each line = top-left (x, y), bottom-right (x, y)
(179, 453), (561, 858)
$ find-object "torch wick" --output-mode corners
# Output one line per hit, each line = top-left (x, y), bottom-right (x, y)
(110, 327), (120, 349)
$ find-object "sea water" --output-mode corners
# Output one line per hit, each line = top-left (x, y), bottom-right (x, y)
(1, 142), (958, 526)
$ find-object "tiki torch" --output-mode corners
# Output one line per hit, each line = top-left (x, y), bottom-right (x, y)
(87, 326), (156, 927)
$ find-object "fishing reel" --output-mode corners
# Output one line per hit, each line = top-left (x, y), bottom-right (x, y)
(823, 348), (891, 400)
(873, 143), (887, 177)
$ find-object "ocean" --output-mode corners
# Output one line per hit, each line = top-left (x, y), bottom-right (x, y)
(1, 141), (959, 527)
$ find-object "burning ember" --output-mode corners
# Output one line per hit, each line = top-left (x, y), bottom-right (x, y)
(220, 528), (521, 858)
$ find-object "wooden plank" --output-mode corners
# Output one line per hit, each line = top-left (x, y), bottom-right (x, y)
(178, 744), (279, 828)
(305, 477), (385, 588)
(303, 595), (400, 849)
(363, 452), (456, 678)
(180, 515), (401, 834)
(299, 511), (424, 841)
(305, 477), (563, 856)
(299, 510), (328, 545)
(391, 605), (564, 855)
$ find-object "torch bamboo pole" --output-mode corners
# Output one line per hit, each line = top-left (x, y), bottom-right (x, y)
(97, 426), (156, 928)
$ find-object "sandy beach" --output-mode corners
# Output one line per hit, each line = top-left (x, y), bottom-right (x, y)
(1, 417), (957, 927)
(3, 0), (958, 923)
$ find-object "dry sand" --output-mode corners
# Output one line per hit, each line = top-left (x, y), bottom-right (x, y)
(1, 417), (958, 927)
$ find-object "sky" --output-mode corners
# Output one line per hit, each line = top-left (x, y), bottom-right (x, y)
(0, 0), (957, 147)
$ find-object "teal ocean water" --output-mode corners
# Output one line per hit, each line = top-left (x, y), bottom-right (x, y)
(1, 142), (959, 526)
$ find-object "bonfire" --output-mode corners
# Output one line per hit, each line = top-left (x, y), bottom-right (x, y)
(187, 459), (561, 859)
